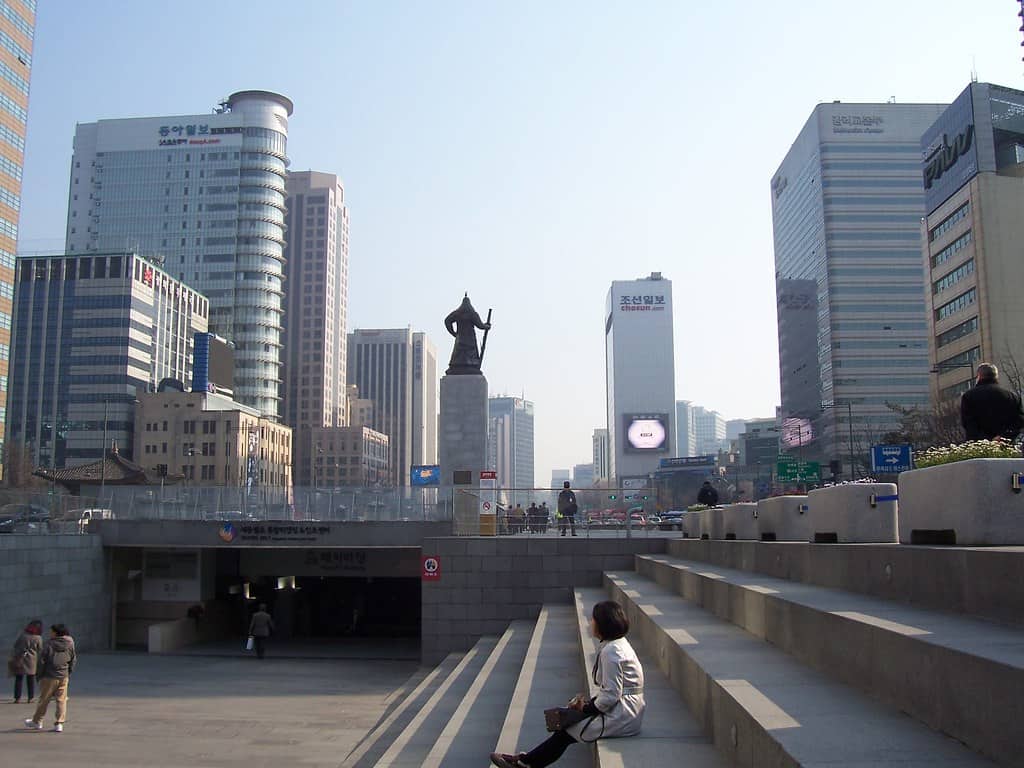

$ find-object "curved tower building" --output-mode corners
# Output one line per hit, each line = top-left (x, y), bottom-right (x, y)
(66, 90), (293, 417)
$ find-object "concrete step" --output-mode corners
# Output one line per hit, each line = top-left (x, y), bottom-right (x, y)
(373, 637), (498, 767)
(605, 569), (997, 768)
(342, 653), (465, 768)
(422, 620), (534, 768)
(635, 553), (1024, 768)
(494, 605), (593, 768)
(573, 587), (726, 768)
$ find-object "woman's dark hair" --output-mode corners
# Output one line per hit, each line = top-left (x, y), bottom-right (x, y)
(51, 623), (69, 637)
(591, 600), (629, 641)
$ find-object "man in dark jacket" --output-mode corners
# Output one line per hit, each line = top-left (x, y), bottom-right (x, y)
(961, 363), (1024, 441)
(248, 603), (275, 659)
(25, 623), (75, 733)
(557, 481), (578, 537)
(697, 481), (719, 507)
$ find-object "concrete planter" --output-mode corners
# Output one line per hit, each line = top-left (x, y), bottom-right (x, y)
(807, 483), (898, 543)
(721, 503), (758, 540)
(699, 507), (724, 540)
(679, 511), (702, 538)
(898, 458), (1024, 545)
(756, 495), (810, 541)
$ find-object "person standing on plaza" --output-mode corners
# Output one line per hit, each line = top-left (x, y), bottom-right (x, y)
(248, 603), (275, 660)
(960, 363), (1024, 441)
(697, 481), (719, 507)
(539, 502), (551, 533)
(24, 623), (75, 733)
(557, 481), (578, 537)
(9, 619), (42, 703)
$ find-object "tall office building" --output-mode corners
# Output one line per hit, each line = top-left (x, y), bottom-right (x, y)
(281, 171), (349, 484)
(0, 0), (35, 478)
(347, 328), (437, 485)
(487, 396), (535, 495)
(693, 406), (728, 455)
(573, 463), (595, 488)
(674, 401), (697, 457)
(592, 428), (610, 482)
(65, 90), (292, 418)
(772, 101), (946, 471)
(920, 83), (1024, 401)
(6, 252), (208, 470)
(605, 272), (676, 482)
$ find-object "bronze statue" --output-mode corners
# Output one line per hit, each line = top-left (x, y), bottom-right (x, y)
(444, 294), (491, 375)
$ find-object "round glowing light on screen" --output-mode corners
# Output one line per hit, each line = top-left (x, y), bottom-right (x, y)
(627, 418), (666, 450)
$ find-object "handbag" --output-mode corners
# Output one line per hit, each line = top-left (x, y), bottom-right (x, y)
(544, 706), (588, 732)
(245, 636), (254, 651)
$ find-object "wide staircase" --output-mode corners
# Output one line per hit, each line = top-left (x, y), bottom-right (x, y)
(344, 542), (1022, 768)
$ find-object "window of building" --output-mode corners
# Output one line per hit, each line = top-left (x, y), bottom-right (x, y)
(929, 202), (970, 241)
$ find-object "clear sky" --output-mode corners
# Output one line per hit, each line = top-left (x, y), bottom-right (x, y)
(18, 1), (1024, 485)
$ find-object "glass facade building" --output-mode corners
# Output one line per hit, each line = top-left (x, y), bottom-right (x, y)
(487, 396), (535, 499)
(6, 252), (208, 469)
(65, 91), (292, 418)
(0, 0), (34, 478)
(771, 102), (947, 473)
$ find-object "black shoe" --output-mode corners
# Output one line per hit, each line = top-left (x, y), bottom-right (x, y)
(490, 753), (529, 768)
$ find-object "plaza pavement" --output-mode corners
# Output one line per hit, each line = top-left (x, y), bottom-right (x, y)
(0, 649), (419, 767)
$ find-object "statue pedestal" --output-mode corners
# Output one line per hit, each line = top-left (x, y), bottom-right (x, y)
(440, 374), (488, 535)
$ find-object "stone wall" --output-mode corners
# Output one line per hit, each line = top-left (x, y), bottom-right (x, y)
(421, 535), (668, 664)
(0, 535), (109, 651)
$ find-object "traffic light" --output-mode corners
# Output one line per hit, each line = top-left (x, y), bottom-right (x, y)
(609, 494), (617, 500)
(641, 494), (649, 500)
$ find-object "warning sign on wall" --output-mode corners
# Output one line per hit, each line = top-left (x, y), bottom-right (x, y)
(422, 555), (441, 581)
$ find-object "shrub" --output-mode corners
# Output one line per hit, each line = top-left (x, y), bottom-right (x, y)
(914, 439), (1020, 468)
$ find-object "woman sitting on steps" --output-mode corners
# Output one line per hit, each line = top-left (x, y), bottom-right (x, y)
(490, 600), (645, 768)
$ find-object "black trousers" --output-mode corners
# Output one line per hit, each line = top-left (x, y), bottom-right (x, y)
(559, 514), (576, 535)
(524, 730), (575, 768)
(254, 636), (267, 659)
(13, 673), (35, 701)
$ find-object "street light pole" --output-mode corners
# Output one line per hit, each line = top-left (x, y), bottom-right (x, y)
(100, 399), (109, 503)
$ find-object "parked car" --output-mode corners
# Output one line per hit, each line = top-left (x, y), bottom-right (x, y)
(0, 503), (51, 534)
(658, 510), (687, 531)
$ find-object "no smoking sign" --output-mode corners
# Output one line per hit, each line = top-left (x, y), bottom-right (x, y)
(422, 555), (441, 581)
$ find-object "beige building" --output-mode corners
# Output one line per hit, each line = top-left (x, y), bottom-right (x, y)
(345, 384), (373, 428)
(310, 425), (389, 487)
(922, 83), (1024, 402)
(135, 390), (292, 487)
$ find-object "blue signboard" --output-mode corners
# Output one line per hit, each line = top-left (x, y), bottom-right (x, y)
(411, 465), (441, 486)
(871, 445), (913, 474)
(659, 455), (716, 469)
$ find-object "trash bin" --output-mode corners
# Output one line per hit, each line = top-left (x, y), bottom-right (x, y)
(479, 512), (497, 536)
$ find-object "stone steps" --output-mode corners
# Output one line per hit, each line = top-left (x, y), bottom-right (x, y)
(635, 552), (1024, 766)
(572, 587), (728, 768)
(342, 653), (465, 768)
(493, 605), (593, 768)
(604, 568), (997, 767)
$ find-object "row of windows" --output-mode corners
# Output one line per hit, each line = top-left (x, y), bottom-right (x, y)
(830, 284), (924, 296)
(0, 89), (26, 124)
(0, 121), (23, 155)
(930, 202), (970, 241)
(0, 215), (15, 238)
(0, 183), (19, 211)
(0, 26), (29, 66)
(935, 288), (976, 321)
(833, 358), (929, 368)
(936, 316), (979, 348)
(934, 258), (974, 295)
(931, 230), (971, 269)
(0, 248), (12, 268)
(831, 321), (928, 331)
(828, 231), (920, 241)
(0, 57), (27, 95)
(938, 346), (981, 370)
(0, 1), (33, 38)
(822, 161), (922, 171)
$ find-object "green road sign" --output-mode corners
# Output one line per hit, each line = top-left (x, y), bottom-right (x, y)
(776, 456), (821, 483)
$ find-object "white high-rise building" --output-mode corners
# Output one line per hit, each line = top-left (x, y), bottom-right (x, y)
(605, 272), (676, 482)
(693, 406), (727, 455)
(347, 328), (437, 485)
(674, 401), (698, 457)
(487, 396), (534, 497)
(65, 90), (293, 418)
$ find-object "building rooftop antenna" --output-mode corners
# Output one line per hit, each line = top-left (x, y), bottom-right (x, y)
(971, 54), (978, 83)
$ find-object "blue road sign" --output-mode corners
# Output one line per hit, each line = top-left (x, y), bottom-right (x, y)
(871, 444), (913, 473)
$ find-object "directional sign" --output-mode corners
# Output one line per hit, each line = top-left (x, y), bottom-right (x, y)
(776, 456), (820, 483)
(871, 444), (913, 473)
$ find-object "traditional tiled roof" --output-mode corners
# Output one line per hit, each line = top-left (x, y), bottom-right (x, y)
(33, 448), (183, 486)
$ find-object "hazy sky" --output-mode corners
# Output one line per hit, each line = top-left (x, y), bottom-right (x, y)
(18, 2), (1024, 485)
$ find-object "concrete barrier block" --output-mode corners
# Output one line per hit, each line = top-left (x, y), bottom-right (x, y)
(756, 495), (810, 541)
(721, 503), (758, 540)
(699, 507), (724, 540)
(808, 483), (898, 543)
(898, 458), (1024, 545)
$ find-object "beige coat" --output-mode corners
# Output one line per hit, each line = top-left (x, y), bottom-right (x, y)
(569, 636), (645, 742)
(10, 632), (42, 676)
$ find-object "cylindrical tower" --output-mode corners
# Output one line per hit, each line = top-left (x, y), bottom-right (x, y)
(226, 90), (292, 417)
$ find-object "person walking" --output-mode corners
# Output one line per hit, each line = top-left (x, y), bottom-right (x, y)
(557, 481), (578, 537)
(697, 481), (719, 507)
(24, 623), (75, 733)
(9, 619), (42, 703)
(489, 600), (645, 768)
(248, 603), (275, 659)
(539, 502), (551, 533)
(961, 363), (1024, 441)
